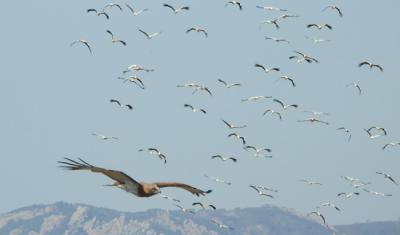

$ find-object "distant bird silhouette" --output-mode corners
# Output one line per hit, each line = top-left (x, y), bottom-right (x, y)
(110, 99), (133, 110)
(307, 211), (326, 225)
(241, 95), (272, 102)
(323, 5), (343, 17)
(265, 37), (290, 43)
(217, 79), (241, 88)
(226, 1), (242, 11)
(305, 36), (331, 44)
(211, 219), (234, 230)
(103, 3), (123, 12)
(346, 82), (362, 95)
(376, 172), (398, 185)
(249, 185), (274, 198)
(316, 202), (341, 212)
(307, 23), (333, 30)
(273, 98), (299, 110)
(298, 179), (323, 186)
(358, 61), (383, 71)
(243, 146), (272, 158)
(262, 109), (282, 121)
(138, 147), (167, 164)
(276, 76), (296, 87)
(256, 6), (287, 12)
(204, 175), (232, 186)
(254, 63), (280, 73)
(192, 202), (216, 210)
(173, 204), (195, 214)
(125, 3), (148, 16)
(363, 189), (392, 197)
(184, 104), (206, 114)
(337, 192), (360, 198)
(92, 133), (118, 140)
(211, 155), (237, 162)
(138, 29), (161, 39)
(297, 117), (329, 125)
(222, 119), (247, 129)
(337, 127), (352, 142)
(86, 9), (109, 19)
(70, 39), (92, 54)
(186, 27), (208, 37)
(228, 133), (246, 145)
(163, 3), (190, 14)
(382, 142), (400, 150)
(159, 193), (181, 203)
(106, 30), (127, 46)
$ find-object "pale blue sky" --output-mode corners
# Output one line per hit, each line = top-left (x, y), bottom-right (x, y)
(1, 0), (399, 225)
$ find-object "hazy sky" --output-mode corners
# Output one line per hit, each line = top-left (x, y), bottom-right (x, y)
(1, 0), (399, 225)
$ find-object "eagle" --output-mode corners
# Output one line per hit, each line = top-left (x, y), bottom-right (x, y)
(58, 158), (212, 197)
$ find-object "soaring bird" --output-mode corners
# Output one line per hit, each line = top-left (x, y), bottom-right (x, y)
(337, 127), (352, 142)
(260, 19), (280, 29)
(276, 76), (296, 87)
(217, 79), (241, 88)
(291, 51), (319, 63)
(302, 110), (330, 116)
(192, 85), (213, 96)
(173, 204), (195, 214)
(277, 14), (300, 20)
(86, 9), (109, 19)
(159, 193), (180, 203)
(222, 119), (247, 129)
(138, 148), (167, 164)
(249, 185), (274, 198)
(211, 219), (234, 230)
(123, 64), (154, 74)
(125, 3), (148, 16)
(138, 29), (161, 39)
(241, 95), (272, 102)
(204, 175), (232, 186)
(92, 133), (118, 140)
(358, 61), (383, 71)
(337, 192), (360, 198)
(226, 1), (242, 11)
(249, 184), (278, 193)
(211, 155), (237, 162)
(376, 172), (398, 185)
(243, 146), (272, 158)
(70, 39), (92, 54)
(265, 37), (290, 43)
(307, 23), (333, 30)
(254, 63), (280, 73)
(382, 142), (400, 150)
(323, 5), (343, 17)
(256, 6), (287, 12)
(117, 76), (145, 89)
(192, 202), (216, 210)
(363, 189), (392, 197)
(106, 30), (127, 46)
(316, 203), (341, 212)
(297, 117), (329, 125)
(186, 27), (208, 37)
(305, 36), (331, 44)
(184, 104), (206, 114)
(163, 3), (190, 14)
(346, 82), (362, 95)
(298, 179), (323, 186)
(307, 211), (326, 225)
(228, 133), (246, 145)
(110, 99), (133, 110)
(262, 109), (282, 121)
(58, 158), (212, 197)
(102, 3), (123, 12)
(273, 98), (298, 110)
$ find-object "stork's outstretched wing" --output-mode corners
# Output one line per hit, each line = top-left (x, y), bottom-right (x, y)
(58, 158), (139, 185)
(155, 182), (212, 196)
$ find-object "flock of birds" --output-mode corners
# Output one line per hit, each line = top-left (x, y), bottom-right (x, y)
(63, 1), (398, 233)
